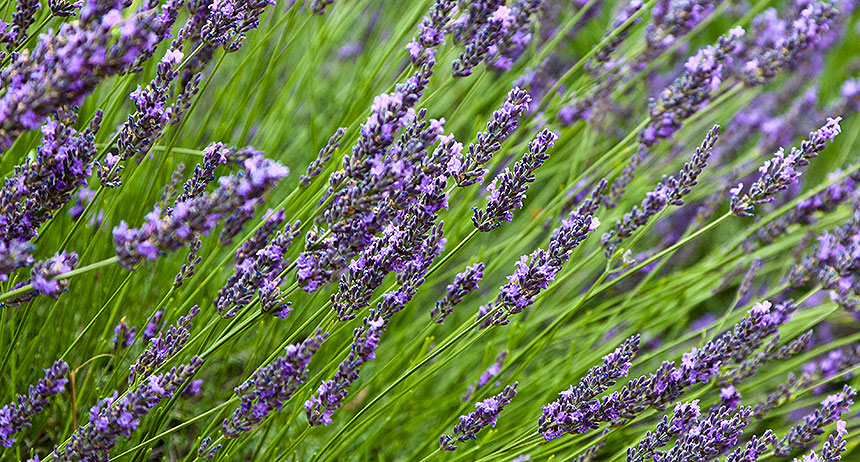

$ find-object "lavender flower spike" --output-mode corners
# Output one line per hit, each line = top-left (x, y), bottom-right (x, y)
(473, 129), (558, 231)
(450, 86), (531, 187)
(431, 262), (485, 323)
(731, 117), (842, 217)
(129, 305), (200, 382)
(301, 128), (346, 186)
(0, 360), (69, 447)
(4, 252), (80, 306)
(440, 382), (518, 450)
(222, 331), (327, 439)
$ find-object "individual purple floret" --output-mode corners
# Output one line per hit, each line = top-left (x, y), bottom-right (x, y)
(53, 358), (202, 462)
(301, 128), (347, 186)
(113, 149), (287, 270)
(539, 335), (640, 440)
(431, 262), (485, 323)
(450, 86), (531, 187)
(472, 129), (557, 231)
(0, 0), (184, 151)
(730, 117), (842, 217)
(221, 331), (327, 439)
(626, 400), (701, 462)
(216, 221), (301, 319)
(773, 386), (856, 456)
(440, 382), (518, 450)
(129, 305), (200, 382)
(462, 351), (506, 401)
(142, 309), (164, 343)
(0, 360), (69, 447)
(484, 212), (598, 326)
(602, 125), (719, 257)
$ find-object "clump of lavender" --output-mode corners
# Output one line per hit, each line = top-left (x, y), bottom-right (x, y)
(539, 335), (640, 440)
(473, 129), (557, 231)
(0, 360), (69, 447)
(626, 400), (702, 462)
(113, 149), (287, 270)
(602, 125), (719, 257)
(440, 382), (518, 450)
(0, 0), (184, 151)
(431, 262), (485, 323)
(0, 109), (101, 280)
(539, 300), (796, 440)
(773, 386), (856, 456)
(730, 117), (842, 217)
(484, 212), (598, 326)
(129, 305), (200, 382)
(740, 1), (838, 86)
(449, 86), (531, 187)
(462, 351), (507, 401)
(301, 128), (347, 186)
(656, 406), (754, 461)
(52, 358), (202, 462)
(216, 221), (301, 319)
(221, 331), (327, 439)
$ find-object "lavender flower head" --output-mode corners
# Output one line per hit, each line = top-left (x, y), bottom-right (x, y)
(222, 331), (327, 439)
(440, 382), (518, 450)
(731, 117), (841, 217)
(473, 129), (557, 231)
(431, 262), (485, 323)
(0, 360), (69, 447)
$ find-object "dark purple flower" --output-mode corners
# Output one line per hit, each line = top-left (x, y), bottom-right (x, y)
(462, 351), (506, 401)
(406, 0), (456, 66)
(53, 358), (202, 462)
(731, 117), (842, 217)
(602, 125), (719, 257)
(432, 262), (485, 324)
(112, 319), (136, 350)
(142, 309), (164, 343)
(301, 128), (346, 187)
(472, 129), (557, 231)
(450, 86), (531, 187)
(440, 382), (518, 450)
(129, 305), (200, 382)
(626, 400), (701, 462)
(0, 360), (69, 447)
(222, 331), (327, 439)
(451, 5), (513, 77)
(0, 0), (40, 50)
(5, 252), (79, 306)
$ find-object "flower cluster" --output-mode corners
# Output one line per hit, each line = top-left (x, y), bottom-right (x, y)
(431, 262), (485, 324)
(129, 305), (200, 382)
(440, 382), (518, 450)
(0, 360), (69, 447)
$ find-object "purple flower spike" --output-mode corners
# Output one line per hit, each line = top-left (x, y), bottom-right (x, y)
(472, 129), (557, 231)
(301, 128), (347, 187)
(731, 117), (841, 217)
(222, 331), (327, 439)
(53, 358), (202, 462)
(129, 305), (200, 382)
(0, 360), (69, 447)
(462, 351), (507, 401)
(431, 262), (485, 323)
(626, 399), (701, 462)
(451, 86), (531, 187)
(440, 382), (518, 450)
(774, 386), (856, 456)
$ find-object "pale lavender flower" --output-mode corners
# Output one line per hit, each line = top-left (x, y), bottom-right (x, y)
(731, 117), (841, 216)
